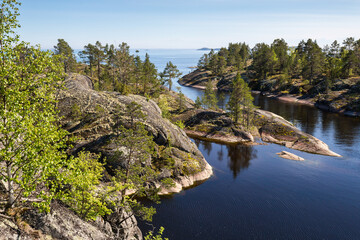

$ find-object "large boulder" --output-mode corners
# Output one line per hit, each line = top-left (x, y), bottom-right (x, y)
(277, 151), (305, 161)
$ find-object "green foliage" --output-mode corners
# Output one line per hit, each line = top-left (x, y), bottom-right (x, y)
(144, 227), (169, 240)
(227, 73), (255, 129)
(197, 53), (210, 69)
(194, 96), (202, 108)
(111, 122), (163, 222)
(341, 37), (360, 77)
(199, 38), (360, 94)
(78, 43), (97, 78)
(54, 39), (77, 73)
(95, 104), (107, 118)
(78, 41), (162, 95)
(111, 103), (174, 222)
(71, 103), (82, 120)
(125, 101), (147, 128)
(154, 145), (175, 170)
(251, 43), (277, 79)
(174, 120), (185, 129)
(0, 0), (71, 210)
(217, 91), (226, 109)
(176, 86), (186, 111)
(61, 152), (112, 220)
(158, 96), (171, 119)
(181, 153), (201, 176)
(201, 80), (218, 109)
(200, 43), (250, 73)
(161, 61), (182, 91)
(271, 38), (290, 73)
(297, 39), (325, 84)
(142, 53), (160, 95)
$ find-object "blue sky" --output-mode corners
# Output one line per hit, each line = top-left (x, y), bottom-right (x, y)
(18, 0), (360, 49)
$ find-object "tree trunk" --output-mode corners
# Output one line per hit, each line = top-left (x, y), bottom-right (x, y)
(6, 162), (14, 208)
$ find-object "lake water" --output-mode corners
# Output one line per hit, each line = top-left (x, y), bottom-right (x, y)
(136, 49), (360, 240)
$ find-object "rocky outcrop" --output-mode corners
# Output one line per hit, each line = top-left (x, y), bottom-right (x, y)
(0, 201), (141, 240)
(315, 79), (360, 117)
(277, 151), (305, 161)
(172, 107), (340, 157)
(178, 69), (213, 89)
(0, 218), (35, 240)
(57, 73), (213, 193)
(254, 109), (341, 157)
(173, 109), (255, 144)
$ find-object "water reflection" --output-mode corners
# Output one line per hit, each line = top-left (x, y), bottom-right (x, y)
(226, 144), (257, 178)
(195, 139), (257, 179)
(332, 114), (360, 146)
(253, 94), (360, 148)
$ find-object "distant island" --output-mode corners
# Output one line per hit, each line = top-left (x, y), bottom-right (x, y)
(197, 47), (220, 51)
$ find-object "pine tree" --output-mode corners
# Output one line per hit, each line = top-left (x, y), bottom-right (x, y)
(301, 39), (324, 84)
(176, 87), (186, 111)
(54, 39), (76, 73)
(194, 96), (202, 108)
(227, 73), (255, 127)
(341, 37), (360, 77)
(133, 55), (143, 94)
(94, 41), (105, 81)
(197, 53), (209, 69)
(201, 80), (218, 109)
(79, 43), (96, 77)
(113, 42), (135, 93)
(161, 61), (181, 91)
(104, 43), (117, 89)
(142, 53), (158, 95)
(252, 43), (277, 79)
(271, 38), (290, 73)
(324, 41), (342, 91)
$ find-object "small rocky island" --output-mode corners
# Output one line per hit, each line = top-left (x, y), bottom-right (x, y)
(172, 106), (340, 157)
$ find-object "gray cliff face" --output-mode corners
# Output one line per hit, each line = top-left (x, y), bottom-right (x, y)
(58, 73), (212, 192)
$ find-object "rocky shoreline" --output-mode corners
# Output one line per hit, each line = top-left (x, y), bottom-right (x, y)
(179, 68), (360, 118)
(257, 91), (360, 117)
(172, 107), (341, 157)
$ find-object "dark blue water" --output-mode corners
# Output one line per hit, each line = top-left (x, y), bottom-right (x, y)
(135, 50), (360, 239)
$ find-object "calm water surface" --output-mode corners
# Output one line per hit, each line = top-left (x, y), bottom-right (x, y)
(136, 50), (360, 240)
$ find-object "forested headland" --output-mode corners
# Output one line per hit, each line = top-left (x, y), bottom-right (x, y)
(181, 39), (360, 116)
